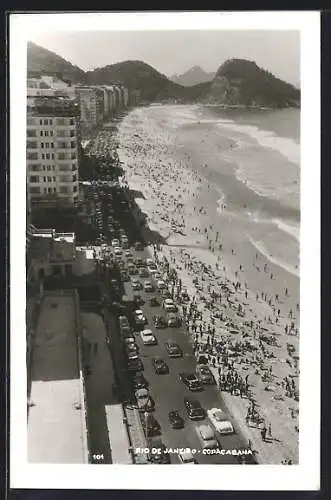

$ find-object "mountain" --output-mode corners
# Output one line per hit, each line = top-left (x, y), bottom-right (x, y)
(170, 66), (215, 86)
(203, 59), (300, 108)
(27, 43), (300, 108)
(27, 41), (86, 83)
(85, 60), (184, 102)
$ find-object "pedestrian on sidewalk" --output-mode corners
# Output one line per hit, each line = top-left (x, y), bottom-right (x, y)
(268, 423), (272, 438)
(261, 427), (267, 442)
(248, 439), (252, 450)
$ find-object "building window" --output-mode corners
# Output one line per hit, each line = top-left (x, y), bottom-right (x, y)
(57, 118), (65, 126)
(59, 186), (69, 193)
(27, 141), (38, 148)
(53, 177), (56, 182)
(70, 119), (74, 125)
(71, 142), (76, 149)
(71, 153), (76, 159)
(44, 131), (49, 137)
(39, 119), (43, 125)
(29, 187), (41, 194)
(43, 176), (46, 182)
(40, 131), (43, 136)
(50, 130), (53, 136)
(27, 152), (38, 160)
(27, 118), (35, 125)
(53, 187), (57, 193)
(44, 119), (48, 125)
(45, 143), (49, 148)
(49, 119), (53, 125)
(47, 176), (52, 182)
(29, 176), (39, 183)
(44, 188), (47, 193)
(46, 153), (50, 159)
(48, 188), (52, 193)
(47, 165), (51, 171)
(41, 142), (44, 148)
(42, 166), (46, 171)
(51, 142), (54, 148)
(51, 153), (55, 159)
(27, 129), (37, 138)
(73, 186), (78, 193)
(41, 153), (45, 159)
(30, 164), (41, 172)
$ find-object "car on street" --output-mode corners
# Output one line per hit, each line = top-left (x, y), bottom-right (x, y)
(167, 312), (179, 327)
(179, 373), (204, 391)
(140, 329), (158, 345)
(134, 241), (144, 251)
(127, 350), (139, 361)
(124, 250), (133, 259)
(157, 280), (166, 290)
(133, 309), (147, 325)
(139, 268), (149, 278)
(127, 357), (144, 372)
(150, 296), (160, 307)
(144, 413), (161, 437)
(196, 365), (216, 385)
(114, 247), (123, 257)
(184, 398), (205, 420)
(207, 408), (235, 435)
(119, 315), (130, 329)
(131, 279), (143, 291)
(128, 265), (138, 276)
(133, 294), (144, 306)
(168, 411), (184, 429)
(125, 343), (139, 356)
(195, 424), (219, 449)
(153, 315), (167, 329)
(124, 336), (137, 347)
(120, 326), (132, 338)
(148, 437), (170, 464)
(132, 373), (149, 390)
(163, 299), (177, 313)
(143, 280), (154, 292)
(152, 357), (169, 374)
(112, 239), (120, 247)
(178, 450), (197, 464)
(165, 341), (183, 358)
(152, 271), (162, 280)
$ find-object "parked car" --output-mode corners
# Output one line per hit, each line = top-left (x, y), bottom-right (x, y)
(133, 309), (147, 325)
(153, 315), (167, 329)
(127, 357), (144, 372)
(152, 357), (169, 374)
(195, 424), (218, 449)
(139, 268), (149, 278)
(144, 413), (161, 437)
(165, 341), (183, 358)
(207, 408), (234, 435)
(163, 299), (177, 313)
(150, 296), (160, 307)
(179, 373), (204, 391)
(196, 365), (216, 385)
(148, 437), (170, 464)
(143, 280), (154, 292)
(133, 294), (144, 306)
(167, 313), (179, 327)
(112, 238), (120, 247)
(132, 373), (149, 390)
(168, 411), (184, 429)
(131, 279), (142, 291)
(157, 280), (166, 290)
(184, 398), (205, 420)
(178, 450), (197, 464)
(140, 329), (157, 346)
(119, 315), (130, 329)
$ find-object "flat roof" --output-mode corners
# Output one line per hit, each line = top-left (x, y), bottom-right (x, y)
(28, 292), (87, 463)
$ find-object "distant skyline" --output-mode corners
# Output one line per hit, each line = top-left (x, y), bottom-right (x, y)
(29, 30), (300, 86)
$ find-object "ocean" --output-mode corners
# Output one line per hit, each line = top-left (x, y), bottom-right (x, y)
(119, 104), (300, 279)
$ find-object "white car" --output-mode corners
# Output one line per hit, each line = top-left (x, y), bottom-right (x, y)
(140, 329), (157, 346)
(124, 336), (136, 347)
(112, 239), (120, 247)
(114, 247), (123, 256)
(133, 309), (147, 325)
(178, 450), (196, 464)
(157, 280), (166, 290)
(143, 281), (154, 292)
(152, 272), (162, 280)
(195, 424), (218, 449)
(163, 299), (177, 313)
(146, 258), (154, 267)
(207, 408), (234, 435)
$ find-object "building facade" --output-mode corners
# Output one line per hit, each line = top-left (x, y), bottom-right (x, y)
(26, 96), (80, 208)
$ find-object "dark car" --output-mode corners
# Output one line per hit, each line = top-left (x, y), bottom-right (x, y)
(150, 297), (160, 307)
(179, 372), (204, 391)
(168, 411), (184, 429)
(133, 294), (144, 306)
(132, 373), (149, 390)
(134, 242), (144, 251)
(127, 358), (144, 372)
(153, 315), (167, 329)
(148, 437), (170, 464)
(165, 341), (183, 358)
(196, 365), (216, 385)
(145, 414), (161, 437)
(152, 357), (169, 375)
(184, 398), (205, 420)
(139, 268), (149, 278)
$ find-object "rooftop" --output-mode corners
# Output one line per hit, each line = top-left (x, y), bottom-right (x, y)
(28, 291), (87, 463)
(51, 234), (75, 262)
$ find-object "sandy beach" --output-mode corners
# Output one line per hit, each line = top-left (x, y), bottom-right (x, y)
(117, 105), (300, 464)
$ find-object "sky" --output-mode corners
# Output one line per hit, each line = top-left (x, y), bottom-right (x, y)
(28, 30), (300, 86)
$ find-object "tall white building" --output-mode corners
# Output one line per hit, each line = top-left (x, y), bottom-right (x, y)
(26, 96), (80, 208)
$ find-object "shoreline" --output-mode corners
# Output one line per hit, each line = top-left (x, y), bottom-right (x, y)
(116, 105), (299, 463)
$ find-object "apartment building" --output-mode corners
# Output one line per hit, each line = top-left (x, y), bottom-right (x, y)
(75, 86), (105, 137)
(26, 96), (80, 208)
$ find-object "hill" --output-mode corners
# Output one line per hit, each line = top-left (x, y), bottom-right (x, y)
(204, 59), (300, 108)
(27, 41), (86, 83)
(170, 65), (215, 86)
(85, 60), (184, 102)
